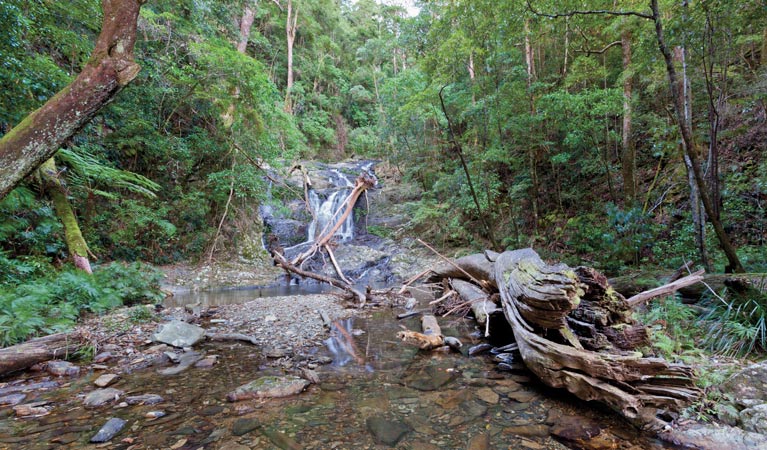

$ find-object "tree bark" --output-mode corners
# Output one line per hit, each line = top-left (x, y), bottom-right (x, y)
(39, 158), (93, 273)
(621, 29), (636, 204)
(650, 0), (744, 273)
(0, 0), (145, 201)
(0, 332), (83, 377)
(524, 18), (540, 232)
(285, 0), (298, 114)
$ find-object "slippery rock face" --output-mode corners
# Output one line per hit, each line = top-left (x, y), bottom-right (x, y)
(226, 376), (309, 402)
(152, 320), (205, 348)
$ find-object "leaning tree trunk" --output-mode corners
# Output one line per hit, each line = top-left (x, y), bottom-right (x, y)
(39, 158), (92, 273)
(433, 248), (699, 429)
(0, 0), (145, 201)
(0, 332), (83, 377)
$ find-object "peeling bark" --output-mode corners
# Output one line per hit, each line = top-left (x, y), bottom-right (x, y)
(0, 0), (145, 200)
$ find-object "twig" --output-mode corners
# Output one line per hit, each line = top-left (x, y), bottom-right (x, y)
(208, 156), (236, 263)
(429, 290), (456, 305)
(398, 266), (436, 294)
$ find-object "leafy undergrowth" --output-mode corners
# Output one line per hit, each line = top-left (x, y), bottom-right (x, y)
(0, 256), (164, 347)
(637, 293), (764, 421)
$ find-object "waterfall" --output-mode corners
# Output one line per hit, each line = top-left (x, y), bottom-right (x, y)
(306, 169), (355, 243)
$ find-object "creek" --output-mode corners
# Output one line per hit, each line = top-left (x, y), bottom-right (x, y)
(0, 287), (680, 449)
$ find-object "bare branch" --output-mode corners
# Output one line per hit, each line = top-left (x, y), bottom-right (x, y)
(525, 0), (653, 20)
(575, 40), (622, 55)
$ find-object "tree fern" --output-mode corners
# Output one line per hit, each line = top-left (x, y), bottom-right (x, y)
(56, 146), (160, 198)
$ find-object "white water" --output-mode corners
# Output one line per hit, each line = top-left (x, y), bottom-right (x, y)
(306, 169), (355, 243)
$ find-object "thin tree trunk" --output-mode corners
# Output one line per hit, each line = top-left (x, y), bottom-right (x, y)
(524, 18), (539, 233)
(0, 0), (145, 201)
(285, 0), (298, 114)
(39, 158), (92, 273)
(237, 3), (256, 54)
(621, 29), (636, 204)
(651, 0), (744, 273)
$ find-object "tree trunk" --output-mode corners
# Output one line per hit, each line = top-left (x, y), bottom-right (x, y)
(285, 0), (298, 114)
(237, 4), (256, 54)
(433, 249), (699, 428)
(651, 0), (744, 273)
(621, 29), (636, 204)
(609, 271), (767, 301)
(39, 158), (93, 273)
(524, 18), (540, 232)
(0, 332), (83, 377)
(0, 0), (145, 201)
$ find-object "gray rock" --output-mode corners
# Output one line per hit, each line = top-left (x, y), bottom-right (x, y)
(232, 418), (260, 436)
(152, 320), (206, 348)
(84, 388), (124, 407)
(717, 403), (741, 427)
(661, 423), (767, 450)
(158, 351), (203, 375)
(90, 417), (126, 443)
(226, 376), (310, 402)
(46, 360), (80, 377)
(94, 374), (119, 388)
(125, 394), (164, 405)
(402, 364), (458, 391)
(721, 361), (767, 408)
(741, 404), (767, 434)
(93, 352), (112, 363)
(366, 416), (412, 446)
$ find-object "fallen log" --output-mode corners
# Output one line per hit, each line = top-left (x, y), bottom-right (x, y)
(626, 270), (704, 308)
(273, 252), (367, 305)
(0, 332), (84, 377)
(431, 248), (699, 429)
(610, 271), (767, 300)
(397, 314), (444, 350)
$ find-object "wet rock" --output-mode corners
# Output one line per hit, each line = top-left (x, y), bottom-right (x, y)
(232, 418), (260, 436)
(13, 401), (51, 417)
(200, 405), (224, 416)
(84, 388), (124, 407)
(444, 336), (462, 351)
(152, 320), (206, 348)
(94, 374), (120, 388)
(93, 352), (113, 363)
(366, 416), (412, 446)
(660, 423), (767, 450)
(90, 417), (126, 443)
(261, 427), (302, 450)
(467, 432), (490, 450)
(145, 411), (166, 419)
(402, 364), (458, 391)
(475, 387), (499, 404)
(468, 343), (493, 356)
(449, 400), (488, 426)
(506, 390), (538, 403)
(46, 360), (80, 377)
(226, 376), (310, 401)
(0, 393), (26, 406)
(550, 415), (602, 442)
(125, 394), (164, 405)
(158, 351), (203, 375)
(194, 355), (218, 368)
(503, 424), (550, 437)
(740, 404), (767, 434)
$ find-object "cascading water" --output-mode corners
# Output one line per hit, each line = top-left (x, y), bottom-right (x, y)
(305, 169), (356, 243)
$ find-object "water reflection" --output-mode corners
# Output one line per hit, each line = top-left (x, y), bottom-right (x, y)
(165, 283), (334, 307)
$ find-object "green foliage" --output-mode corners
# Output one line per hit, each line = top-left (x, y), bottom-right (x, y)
(637, 296), (699, 361)
(0, 262), (163, 346)
(701, 282), (767, 357)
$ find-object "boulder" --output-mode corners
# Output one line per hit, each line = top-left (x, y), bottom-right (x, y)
(152, 320), (206, 348)
(226, 376), (310, 402)
(720, 361), (767, 408)
(740, 404), (767, 434)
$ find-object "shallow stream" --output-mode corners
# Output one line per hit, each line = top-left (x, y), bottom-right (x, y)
(0, 289), (680, 449)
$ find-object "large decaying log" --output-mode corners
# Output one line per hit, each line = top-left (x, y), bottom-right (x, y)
(432, 248), (699, 429)
(610, 271), (767, 300)
(0, 332), (83, 377)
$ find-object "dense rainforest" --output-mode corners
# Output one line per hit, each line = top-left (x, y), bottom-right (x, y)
(0, 0), (766, 364)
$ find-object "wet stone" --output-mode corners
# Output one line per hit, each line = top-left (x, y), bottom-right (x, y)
(403, 364), (458, 391)
(125, 394), (164, 405)
(194, 355), (218, 368)
(468, 344), (493, 356)
(158, 351), (203, 375)
(200, 405), (225, 416)
(94, 374), (119, 388)
(46, 360), (80, 377)
(227, 376), (310, 401)
(366, 416), (412, 446)
(90, 417), (126, 443)
(13, 402), (51, 417)
(467, 432), (490, 450)
(475, 387), (499, 404)
(84, 388), (124, 407)
(93, 352), (113, 363)
(152, 320), (206, 348)
(550, 415), (602, 442)
(503, 424), (550, 437)
(146, 411), (166, 419)
(232, 418), (260, 436)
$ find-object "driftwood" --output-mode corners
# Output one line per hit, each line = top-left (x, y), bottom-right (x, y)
(432, 248), (699, 428)
(0, 332), (83, 377)
(397, 314), (445, 350)
(273, 252), (367, 304)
